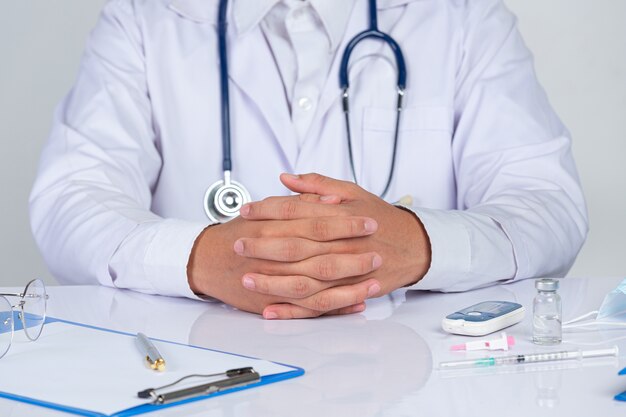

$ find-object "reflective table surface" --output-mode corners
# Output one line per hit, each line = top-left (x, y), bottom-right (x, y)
(1, 276), (625, 416)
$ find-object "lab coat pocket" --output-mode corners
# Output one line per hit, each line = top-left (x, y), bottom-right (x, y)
(360, 106), (455, 205)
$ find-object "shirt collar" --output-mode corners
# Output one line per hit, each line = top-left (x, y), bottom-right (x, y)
(310, 0), (357, 51)
(169, 0), (422, 27)
(232, 0), (279, 35)
(232, 0), (356, 51)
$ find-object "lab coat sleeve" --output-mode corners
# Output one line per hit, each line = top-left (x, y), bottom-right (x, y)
(29, 0), (207, 298)
(409, 0), (588, 292)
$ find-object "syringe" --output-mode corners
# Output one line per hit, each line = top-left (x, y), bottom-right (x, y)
(439, 346), (619, 370)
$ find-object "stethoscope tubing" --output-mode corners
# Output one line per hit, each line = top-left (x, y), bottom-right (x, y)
(218, 0), (232, 173)
(338, 0), (407, 199)
(208, 0), (408, 220)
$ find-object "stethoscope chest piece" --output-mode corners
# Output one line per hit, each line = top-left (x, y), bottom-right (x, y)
(203, 171), (251, 223)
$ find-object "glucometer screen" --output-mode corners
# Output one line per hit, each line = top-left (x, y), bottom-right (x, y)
(458, 302), (518, 315)
(446, 301), (523, 322)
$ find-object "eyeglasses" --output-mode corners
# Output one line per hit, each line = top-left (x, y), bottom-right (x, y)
(0, 279), (48, 359)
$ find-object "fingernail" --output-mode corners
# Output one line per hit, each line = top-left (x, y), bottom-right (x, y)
(372, 254), (383, 269)
(320, 195), (335, 202)
(233, 239), (244, 254)
(367, 283), (381, 298)
(283, 173), (300, 181)
(264, 311), (278, 320)
(242, 275), (255, 290)
(239, 204), (250, 217)
(364, 219), (378, 233)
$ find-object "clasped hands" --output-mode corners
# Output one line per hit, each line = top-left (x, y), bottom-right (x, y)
(188, 173), (431, 319)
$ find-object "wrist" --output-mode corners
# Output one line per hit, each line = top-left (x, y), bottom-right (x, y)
(187, 224), (219, 295)
(395, 205), (432, 287)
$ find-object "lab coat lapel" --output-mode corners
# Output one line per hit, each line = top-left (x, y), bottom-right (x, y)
(314, 7), (362, 125)
(169, 0), (298, 169)
(228, 29), (298, 169)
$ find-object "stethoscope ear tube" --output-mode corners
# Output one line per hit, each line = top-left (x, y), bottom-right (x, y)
(338, 0), (407, 200)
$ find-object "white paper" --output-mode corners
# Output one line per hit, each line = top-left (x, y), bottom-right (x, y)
(0, 322), (294, 415)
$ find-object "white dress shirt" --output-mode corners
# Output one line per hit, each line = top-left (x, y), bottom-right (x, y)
(30, 0), (588, 300)
(259, 0), (355, 142)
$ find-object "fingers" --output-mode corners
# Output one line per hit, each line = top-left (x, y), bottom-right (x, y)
(243, 273), (370, 298)
(276, 252), (382, 281)
(296, 193), (341, 204)
(235, 218), (375, 258)
(280, 173), (360, 200)
(259, 278), (380, 320)
(241, 196), (347, 220)
(262, 302), (367, 320)
(255, 216), (377, 241)
(243, 273), (328, 298)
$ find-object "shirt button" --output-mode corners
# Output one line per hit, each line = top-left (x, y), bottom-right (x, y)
(297, 97), (313, 111)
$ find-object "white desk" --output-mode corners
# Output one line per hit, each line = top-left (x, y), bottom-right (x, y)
(1, 277), (625, 416)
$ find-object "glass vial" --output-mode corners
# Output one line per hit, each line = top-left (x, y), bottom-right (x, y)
(532, 278), (562, 345)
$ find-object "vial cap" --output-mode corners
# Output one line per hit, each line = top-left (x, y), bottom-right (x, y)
(535, 278), (559, 291)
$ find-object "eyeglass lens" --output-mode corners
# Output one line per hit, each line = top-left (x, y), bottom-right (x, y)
(0, 296), (14, 359)
(21, 279), (47, 341)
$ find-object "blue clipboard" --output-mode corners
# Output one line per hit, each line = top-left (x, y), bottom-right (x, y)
(0, 317), (304, 416)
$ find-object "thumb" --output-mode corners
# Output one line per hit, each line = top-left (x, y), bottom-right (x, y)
(280, 173), (357, 199)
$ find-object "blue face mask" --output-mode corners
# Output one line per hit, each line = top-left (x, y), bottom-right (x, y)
(564, 278), (626, 328)
(597, 278), (626, 321)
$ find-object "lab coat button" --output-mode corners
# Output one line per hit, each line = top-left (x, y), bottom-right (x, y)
(297, 97), (313, 111)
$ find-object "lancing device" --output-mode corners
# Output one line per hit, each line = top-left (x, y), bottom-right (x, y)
(136, 332), (166, 371)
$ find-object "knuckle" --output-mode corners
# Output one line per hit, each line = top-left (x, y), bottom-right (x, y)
(298, 193), (317, 202)
(308, 173), (322, 182)
(313, 293), (333, 312)
(291, 278), (311, 298)
(358, 255), (372, 275)
(311, 219), (331, 240)
(305, 173), (326, 187)
(316, 257), (336, 280)
(280, 200), (298, 219)
(281, 239), (301, 261)
(348, 219), (361, 236)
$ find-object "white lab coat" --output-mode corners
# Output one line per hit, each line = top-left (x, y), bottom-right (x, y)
(30, 0), (588, 299)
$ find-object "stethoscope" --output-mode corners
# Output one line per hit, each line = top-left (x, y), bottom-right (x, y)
(204, 0), (407, 222)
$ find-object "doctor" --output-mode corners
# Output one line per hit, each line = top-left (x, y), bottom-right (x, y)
(30, 0), (588, 319)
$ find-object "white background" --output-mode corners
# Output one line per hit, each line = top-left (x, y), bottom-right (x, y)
(0, 0), (624, 287)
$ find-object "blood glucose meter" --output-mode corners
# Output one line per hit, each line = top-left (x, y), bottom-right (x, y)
(442, 301), (525, 336)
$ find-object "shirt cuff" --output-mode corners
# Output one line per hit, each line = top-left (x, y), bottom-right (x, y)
(404, 207), (516, 292)
(142, 219), (209, 299)
(109, 218), (209, 299)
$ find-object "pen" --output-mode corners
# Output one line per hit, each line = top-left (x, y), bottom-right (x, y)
(439, 346), (618, 370)
(136, 332), (166, 371)
(137, 367), (260, 404)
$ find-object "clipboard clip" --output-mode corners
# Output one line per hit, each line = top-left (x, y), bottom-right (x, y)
(137, 367), (260, 405)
